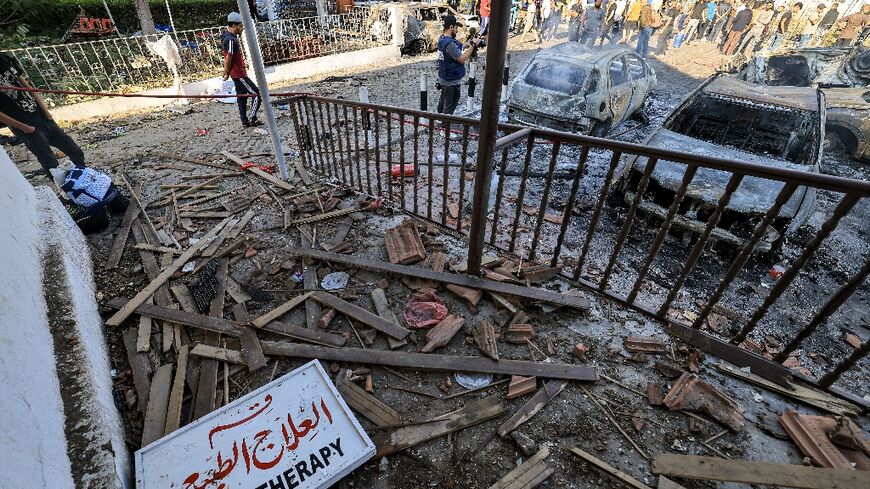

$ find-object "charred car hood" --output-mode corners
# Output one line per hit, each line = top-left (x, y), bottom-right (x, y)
(508, 78), (586, 121)
(635, 129), (810, 216)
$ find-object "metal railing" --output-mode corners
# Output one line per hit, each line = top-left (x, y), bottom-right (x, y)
(2, 9), (389, 106)
(285, 94), (870, 406)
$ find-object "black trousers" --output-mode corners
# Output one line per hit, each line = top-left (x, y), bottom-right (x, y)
(232, 76), (261, 124)
(11, 118), (84, 176)
(437, 83), (461, 126)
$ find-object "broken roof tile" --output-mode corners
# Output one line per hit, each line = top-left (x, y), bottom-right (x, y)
(663, 373), (745, 432)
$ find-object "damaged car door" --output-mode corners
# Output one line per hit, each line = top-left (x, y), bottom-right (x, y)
(626, 54), (653, 116)
(607, 55), (633, 130)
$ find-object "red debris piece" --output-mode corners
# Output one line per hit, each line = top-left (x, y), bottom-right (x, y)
(194, 128), (210, 136)
(384, 221), (427, 265)
(420, 315), (465, 353)
(403, 289), (448, 329)
(472, 320), (499, 360)
(505, 324), (535, 344)
(663, 373), (745, 432)
(830, 416), (870, 456)
(779, 411), (869, 469)
(573, 343), (589, 362)
(241, 161), (276, 173)
(507, 376), (537, 399)
(844, 334), (862, 349)
(317, 308), (336, 329)
(782, 356), (801, 369)
(688, 351), (700, 373)
(390, 164), (416, 178)
(632, 416), (646, 432)
(646, 383), (664, 406)
(446, 284), (484, 306)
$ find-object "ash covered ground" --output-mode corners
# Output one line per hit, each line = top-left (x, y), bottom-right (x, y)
(10, 32), (869, 489)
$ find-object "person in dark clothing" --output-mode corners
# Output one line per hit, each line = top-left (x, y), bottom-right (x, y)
(655, 2), (680, 55)
(708, 1), (732, 43)
(722, 5), (753, 54)
(770, 3), (798, 50)
(222, 12), (262, 127)
(0, 53), (85, 177)
(437, 15), (479, 131)
(582, 0), (607, 46)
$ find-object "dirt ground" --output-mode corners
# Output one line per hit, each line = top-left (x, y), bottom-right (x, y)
(6, 28), (869, 489)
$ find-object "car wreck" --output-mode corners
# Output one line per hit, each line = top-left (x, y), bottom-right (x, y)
(738, 47), (870, 161)
(507, 45), (656, 135)
(616, 75), (824, 252)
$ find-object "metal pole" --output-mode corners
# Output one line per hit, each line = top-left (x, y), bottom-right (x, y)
(101, 0), (119, 35)
(420, 71), (428, 111)
(466, 59), (477, 113)
(501, 52), (511, 103)
(466, 0), (510, 276)
(236, 0), (291, 180)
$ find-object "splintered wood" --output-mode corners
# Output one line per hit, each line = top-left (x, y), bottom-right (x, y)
(384, 221), (427, 264)
(336, 375), (401, 428)
(488, 447), (553, 489)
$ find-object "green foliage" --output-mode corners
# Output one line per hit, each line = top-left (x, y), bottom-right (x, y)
(10, 0), (237, 40)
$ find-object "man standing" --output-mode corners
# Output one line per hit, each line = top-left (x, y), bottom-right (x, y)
(521, 1), (543, 42)
(623, 0), (645, 42)
(583, 0), (607, 46)
(770, 3), (800, 50)
(0, 53), (85, 177)
(567, 0), (586, 42)
(835, 4), (869, 46)
(722, 3), (753, 55)
(636, 0), (656, 57)
(708, 0), (732, 43)
(814, 2), (840, 44)
(798, 4), (823, 47)
(737, 3), (773, 54)
(437, 15), (478, 126)
(222, 12), (262, 127)
(602, 0), (628, 45)
(480, 0), (492, 33)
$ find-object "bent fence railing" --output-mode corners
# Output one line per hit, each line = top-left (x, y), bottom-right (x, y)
(1, 9), (389, 106)
(284, 94), (870, 406)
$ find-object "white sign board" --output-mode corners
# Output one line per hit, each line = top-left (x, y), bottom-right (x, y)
(135, 360), (374, 489)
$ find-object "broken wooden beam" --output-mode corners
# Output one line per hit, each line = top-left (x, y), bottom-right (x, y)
(567, 446), (653, 489)
(370, 288), (407, 350)
(233, 304), (267, 372)
(164, 345), (188, 435)
(498, 380), (567, 437)
(259, 342), (599, 381)
(141, 364), (173, 447)
(506, 376), (537, 399)
(106, 217), (234, 326)
(105, 184), (141, 268)
(624, 336), (667, 354)
(191, 344), (245, 364)
(489, 446), (553, 489)
(310, 291), (411, 340)
(285, 249), (591, 310)
(371, 396), (504, 457)
(106, 298), (346, 347)
(122, 327), (152, 414)
(336, 374), (401, 428)
(152, 151), (238, 171)
(651, 453), (869, 489)
(250, 292), (313, 328)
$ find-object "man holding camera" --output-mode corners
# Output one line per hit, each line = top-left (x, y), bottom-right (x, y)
(437, 15), (480, 131)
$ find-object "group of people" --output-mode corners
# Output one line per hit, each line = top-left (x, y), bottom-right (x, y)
(0, 11), (262, 234)
(471, 0), (868, 58)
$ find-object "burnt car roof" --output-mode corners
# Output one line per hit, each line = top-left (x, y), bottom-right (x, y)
(703, 76), (820, 112)
(741, 47), (870, 88)
(535, 43), (635, 65)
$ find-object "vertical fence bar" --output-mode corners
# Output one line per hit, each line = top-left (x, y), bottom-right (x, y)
(332, 103), (348, 184)
(488, 148), (511, 246)
(315, 101), (335, 178)
(528, 142), (561, 261)
(657, 173), (745, 315)
(427, 117), (435, 220)
(342, 104), (354, 187)
(398, 113), (406, 210)
(352, 106), (363, 192)
(385, 110), (394, 201)
(691, 183), (799, 329)
(775, 257), (870, 362)
(817, 340), (869, 389)
(413, 115), (420, 215)
(324, 101), (342, 178)
(573, 151), (622, 280)
(304, 99), (325, 172)
(731, 193), (860, 344)
(508, 137), (536, 254)
(551, 145), (590, 266)
(457, 124), (471, 232)
(441, 129), (451, 226)
(362, 107), (373, 195)
(373, 109), (383, 196)
(626, 164), (698, 303)
(600, 158), (659, 291)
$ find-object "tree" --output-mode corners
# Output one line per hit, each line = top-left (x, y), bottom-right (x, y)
(134, 0), (156, 35)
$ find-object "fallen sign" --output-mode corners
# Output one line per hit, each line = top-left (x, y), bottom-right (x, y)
(135, 360), (374, 489)
(284, 249), (591, 310)
(651, 453), (870, 489)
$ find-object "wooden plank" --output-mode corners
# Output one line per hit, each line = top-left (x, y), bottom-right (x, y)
(371, 397), (504, 457)
(133, 243), (183, 255)
(105, 183), (141, 268)
(105, 298), (347, 347)
(152, 151), (238, 171)
(498, 380), (567, 437)
(202, 214), (243, 257)
(191, 344), (245, 364)
(251, 292), (313, 328)
(222, 150), (296, 191)
(136, 297), (153, 352)
(192, 258), (227, 421)
(141, 363), (173, 446)
(311, 291), (411, 340)
(178, 212), (231, 219)
(300, 224), (322, 329)
(657, 477), (688, 489)
(651, 454), (869, 489)
(123, 327), (152, 414)
(260, 342), (599, 381)
(170, 284), (199, 314)
(130, 220), (174, 308)
(336, 375), (402, 427)
(224, 276), (252, 304)
(289, 206), (360, 226)
(164, 345), (188, 435)
(370, 288), (407, 349)
(489, 447), (551, 489)
(106, 217), (234, 326)
(568, 447), (653, 489)
(233, 304), (267, 372)
(286, 249), (592, 310)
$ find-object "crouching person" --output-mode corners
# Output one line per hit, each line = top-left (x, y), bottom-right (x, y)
(50, 165), (129, 234)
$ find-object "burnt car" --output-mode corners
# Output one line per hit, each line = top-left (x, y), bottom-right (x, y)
(366, 2), (476, 55)
(507, 45), (656, 135)
(738, 47), (870, 161)
(616, 75), (824, 252)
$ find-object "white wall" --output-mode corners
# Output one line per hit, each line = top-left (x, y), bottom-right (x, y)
(0, 148), (130, 488)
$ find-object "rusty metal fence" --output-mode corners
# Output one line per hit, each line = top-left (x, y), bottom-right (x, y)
(1, 9), (389, 106)
(284, 94), (870, 406)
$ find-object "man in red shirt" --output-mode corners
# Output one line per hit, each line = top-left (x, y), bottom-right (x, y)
(480, 0), (492, 33)
(222, 12), (262, 127)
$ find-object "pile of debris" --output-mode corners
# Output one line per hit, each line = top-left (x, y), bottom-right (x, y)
(98, 150), (869, 488)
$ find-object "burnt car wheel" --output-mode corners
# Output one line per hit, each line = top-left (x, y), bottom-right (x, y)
(590, 119), (612, 137)
(824, 125), (859, 159)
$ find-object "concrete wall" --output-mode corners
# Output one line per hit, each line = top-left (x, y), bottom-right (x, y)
(0, 148), (130, 488)
(53, 44), (400, 124)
